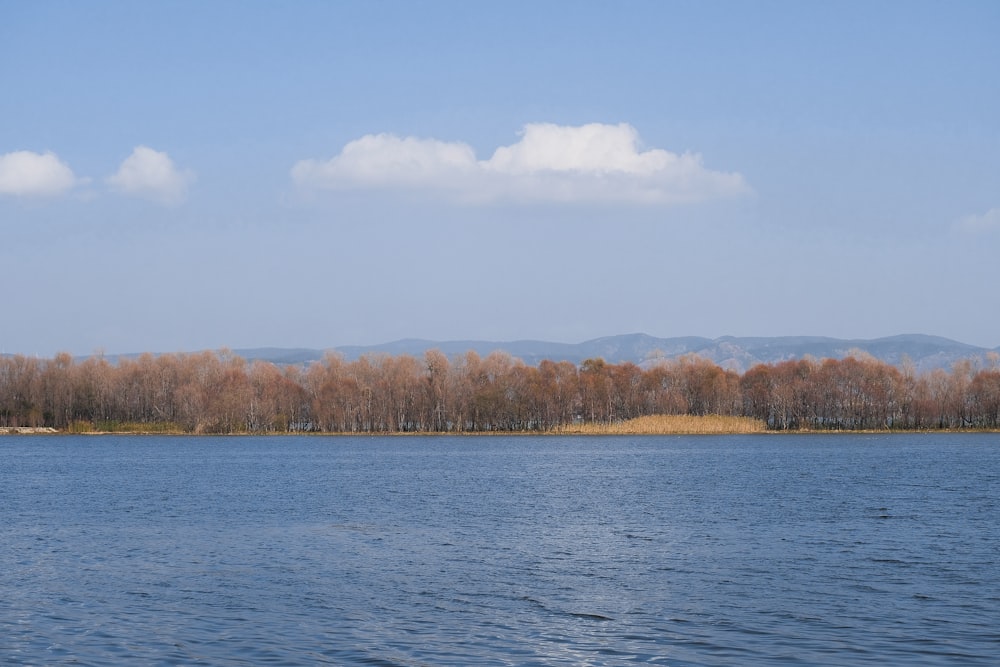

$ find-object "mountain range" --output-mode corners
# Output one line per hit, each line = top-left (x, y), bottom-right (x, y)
(229, 333), (999, 374)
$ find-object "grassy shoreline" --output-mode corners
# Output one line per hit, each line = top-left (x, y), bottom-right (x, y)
(6, 415), (999, 436)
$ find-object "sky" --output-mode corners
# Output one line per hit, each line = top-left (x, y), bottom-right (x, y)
(1, 0), (998, 356)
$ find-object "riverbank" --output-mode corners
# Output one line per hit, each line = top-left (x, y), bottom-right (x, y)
(0, 427), (59, 434)
(4, 418), (998, 436)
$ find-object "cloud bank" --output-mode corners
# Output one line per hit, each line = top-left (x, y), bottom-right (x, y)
(292, 123), (750, 205)
(954, 207), (1000, 234)
(0, 150), (78, 197)
(107, 146), (195, 205)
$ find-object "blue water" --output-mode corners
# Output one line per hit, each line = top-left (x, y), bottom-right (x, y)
(2, 434), (998, 665)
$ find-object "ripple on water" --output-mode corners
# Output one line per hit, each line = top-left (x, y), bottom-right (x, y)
(2, 434), (1000, 665)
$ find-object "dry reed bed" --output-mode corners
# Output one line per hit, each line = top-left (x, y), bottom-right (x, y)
(551, 414), (767, 435)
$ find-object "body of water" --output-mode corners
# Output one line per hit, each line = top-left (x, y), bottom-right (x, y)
(2, 433), (998, 665)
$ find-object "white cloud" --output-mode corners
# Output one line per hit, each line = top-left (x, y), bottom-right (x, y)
(954, 207), (1000, 234)
(292, 134), (477, 189)
(486, 123), (679, 175)
(107, 146), (195, 205)
(0, 150), (78, 197)
(292, 122), (751, 205)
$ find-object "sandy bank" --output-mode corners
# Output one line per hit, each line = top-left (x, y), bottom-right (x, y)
(0, 427), (59, 434)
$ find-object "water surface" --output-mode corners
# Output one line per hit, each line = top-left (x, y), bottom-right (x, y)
(2, 433), (998, 665)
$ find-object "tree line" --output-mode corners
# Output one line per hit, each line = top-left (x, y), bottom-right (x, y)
(1, 349), (999, 433)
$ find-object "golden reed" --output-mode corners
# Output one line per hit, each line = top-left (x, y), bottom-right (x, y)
(551, 414), (766, 435)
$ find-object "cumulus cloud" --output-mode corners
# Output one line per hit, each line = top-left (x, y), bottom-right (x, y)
(107, 146), (195, 205)
(0, 150), (78, 197)
(292, 122), (751, 205)
(954, 207), (1000, 234)
(293, 134), (477, 189)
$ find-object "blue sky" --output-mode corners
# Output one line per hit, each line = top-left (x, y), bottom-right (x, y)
(2, 0), (998, 356)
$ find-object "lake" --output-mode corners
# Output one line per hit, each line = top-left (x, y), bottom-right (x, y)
(2, 433), (998, 665)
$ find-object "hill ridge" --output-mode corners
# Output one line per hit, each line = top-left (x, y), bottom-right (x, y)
(41, 334), (995, 374)
(238, 333), (996, 374)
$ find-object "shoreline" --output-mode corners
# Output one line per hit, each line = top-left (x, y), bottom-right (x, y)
(0, 427), (59, 435)
(3, 427), (998, 436)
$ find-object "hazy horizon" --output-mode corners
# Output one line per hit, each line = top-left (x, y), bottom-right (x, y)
(4, 332), (996, 369)
(94, 331), (1000, 357)
(2, 1), (997, 356)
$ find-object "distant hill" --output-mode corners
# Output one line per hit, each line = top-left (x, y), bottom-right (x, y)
(228, 333), (998, 374)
